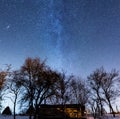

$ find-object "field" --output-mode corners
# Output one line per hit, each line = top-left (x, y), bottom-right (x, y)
(87, 114), (120, 119)
(0, 115), (29, 119)
(0, 114), (120, 119)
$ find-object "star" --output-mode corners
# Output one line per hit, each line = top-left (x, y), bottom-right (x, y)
(6, 25), (10, 29)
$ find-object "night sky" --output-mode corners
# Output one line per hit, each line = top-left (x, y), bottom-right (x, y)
(0, 0), (120, 78)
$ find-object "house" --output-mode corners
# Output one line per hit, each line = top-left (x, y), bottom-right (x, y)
(39, 104), (85, 119)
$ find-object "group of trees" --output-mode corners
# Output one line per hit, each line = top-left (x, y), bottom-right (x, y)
(0, 57), (119, 119)
(88, 68), (119, 118)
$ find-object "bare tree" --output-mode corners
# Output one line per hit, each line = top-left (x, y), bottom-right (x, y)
(70, 77), (90, 116)
(101, 69), (119, 117)
(19, 57), (45, 119)
(34, 68), (61, 119)
(5, 70), (22, 119)
(0, 70), (8, 111)
(88, 99), (98, 119)
(53, 72), (72, 118)
(88, 68), (105, 116)
(88, 67), (119, 117)
(56, 72), (72, 105)
(19, 57), (60, 119)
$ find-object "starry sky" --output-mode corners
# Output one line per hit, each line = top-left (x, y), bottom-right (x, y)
(0, 0), (120, 78)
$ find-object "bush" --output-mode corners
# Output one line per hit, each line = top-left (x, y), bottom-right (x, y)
(2, 106), (12, 115)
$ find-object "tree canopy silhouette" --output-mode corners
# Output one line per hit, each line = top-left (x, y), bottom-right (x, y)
(2, 106), (12, 115)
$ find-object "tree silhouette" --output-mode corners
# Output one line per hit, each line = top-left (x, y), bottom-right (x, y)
(2, 106), (12, 115)
(101, 69), (119, 117)
(88, 68), (105, 117)
(0, 71), (8, 111)
(88, 67), (119, 117)
(5, 70), (22, 119)
(70, 77), (89, 116)
(19, 57), (61, 119)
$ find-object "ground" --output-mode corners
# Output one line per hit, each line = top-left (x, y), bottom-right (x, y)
(0, 115), (29, 119)
(87, 114), (120, 119)
(0, 114), (120, 119)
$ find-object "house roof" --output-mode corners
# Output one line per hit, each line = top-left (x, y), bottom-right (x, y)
(40, 104), (83, 108)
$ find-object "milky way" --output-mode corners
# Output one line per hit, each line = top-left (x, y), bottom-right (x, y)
(47, 0), (64, 68)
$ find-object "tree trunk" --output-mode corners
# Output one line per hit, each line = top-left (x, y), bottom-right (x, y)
(29, 115), (32, 119)
(13, 94), (17, 119)
(97, 91), (103, 116)
(34, 104), (39, 119)
(108, 99), (115, 117)
(13, 102), (16, 119)
(29, 103), (33, 119)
